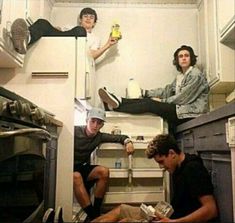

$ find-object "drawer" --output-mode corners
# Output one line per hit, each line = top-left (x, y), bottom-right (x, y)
(194, 119), (229, 151)
(182, 130), (194, 148)
(104, 191), (164, 204)
(132, 169), (163, 178)
(110, 169), (128, 178)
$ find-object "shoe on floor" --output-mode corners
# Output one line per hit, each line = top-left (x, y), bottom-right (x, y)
(42, 208), (55, 223)
(11, 18), (29, 54)
(98, 88), (121, 109)
(54, 206), (64, 223)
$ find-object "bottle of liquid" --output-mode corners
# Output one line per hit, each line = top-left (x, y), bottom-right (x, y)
(127, 78), (141, 99)
(111, 126), (121, 135)
(115, 158), (122, 169)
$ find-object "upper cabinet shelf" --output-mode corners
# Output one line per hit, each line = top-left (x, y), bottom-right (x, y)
(220, 15), (235, 49)
(0, 39), (24, 68)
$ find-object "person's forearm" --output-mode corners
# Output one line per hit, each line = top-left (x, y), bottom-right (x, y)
(174, 205), (217, 222)
(89, 43), (110, 60)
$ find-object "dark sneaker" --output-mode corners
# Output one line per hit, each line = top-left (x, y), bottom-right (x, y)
(98, 88), (121, 109)
(42, 208), (55, 223)
(54, 206), (64, 223)
(11, 18), (29, 54)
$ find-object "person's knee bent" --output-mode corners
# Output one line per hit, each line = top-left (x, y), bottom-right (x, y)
(34, 19), (52, 28)
(73, 172), (84, 186)
(72, 26), (86, 37)
(96, 166), (110, 180)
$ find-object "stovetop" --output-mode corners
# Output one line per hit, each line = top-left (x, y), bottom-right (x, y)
(0, 87), (55, 127)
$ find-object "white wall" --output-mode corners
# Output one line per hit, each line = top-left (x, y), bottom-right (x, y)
(51, 3), (199, 106)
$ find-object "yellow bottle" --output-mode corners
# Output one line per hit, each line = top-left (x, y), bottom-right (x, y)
(111, 22), (122, 40)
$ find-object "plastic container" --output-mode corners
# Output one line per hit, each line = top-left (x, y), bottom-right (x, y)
(111, 126), (121, 135)
(115, 159), (122, 169)
(127, 78), (141, 99)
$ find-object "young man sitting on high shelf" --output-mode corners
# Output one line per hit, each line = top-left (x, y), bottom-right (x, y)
(10, 7), (118, 59)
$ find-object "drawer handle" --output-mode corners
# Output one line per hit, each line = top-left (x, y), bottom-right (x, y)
(213, 133), (223, 136)
(183, 130), (192, 135)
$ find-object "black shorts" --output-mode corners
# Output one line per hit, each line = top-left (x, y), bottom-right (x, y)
(74, 163), (98, 193)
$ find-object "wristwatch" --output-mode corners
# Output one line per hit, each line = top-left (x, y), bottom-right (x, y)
(124, 138), (132, 146)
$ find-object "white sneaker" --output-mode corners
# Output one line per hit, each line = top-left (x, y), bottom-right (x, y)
(98, 88), (121, 109)
(54, 206), (64, 223)
(42, 208), (55, 223)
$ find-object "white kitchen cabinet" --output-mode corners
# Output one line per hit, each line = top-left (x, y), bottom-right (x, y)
(0, 0), (54, 68)
(22, 37), (89, 100)
(217, 0), (235, 50)
(198, 0), (235, 94)
(0, 0), (25, 68)
(26, 0), (53, 24)
(92, 112), (169, 205)
(217, 0), (234, 34)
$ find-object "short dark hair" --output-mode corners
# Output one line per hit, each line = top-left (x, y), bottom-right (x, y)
(145, 134), (181, 159)
(79, 7), (98, 22)
(173, 45), (198, 72)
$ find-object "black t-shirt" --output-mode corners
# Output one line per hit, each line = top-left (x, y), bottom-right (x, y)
(171, 153), (214, 219)
(74, 126), (128, 166)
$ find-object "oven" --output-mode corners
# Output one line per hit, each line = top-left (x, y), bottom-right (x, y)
(0, 86), (59, 222)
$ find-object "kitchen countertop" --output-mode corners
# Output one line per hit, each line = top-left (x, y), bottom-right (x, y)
(176, 102), (235, 132)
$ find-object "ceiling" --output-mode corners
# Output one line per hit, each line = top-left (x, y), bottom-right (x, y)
(53, 0), (198, 4)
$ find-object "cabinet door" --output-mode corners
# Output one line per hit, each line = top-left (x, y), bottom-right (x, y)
(198, 0), (208, 76)
(206, 0), (220, 85)
(194, 119), (229, 151)
(26, 0), (42, 23)
(0, 0), (11, 43)
(11, 0), (27, 20)
(26, 0), (53, 23)
(0, 0), (24, 68)
(217, 0), (234, 32)
(75, 37), (89, 100)
(212, 154), (233, 223)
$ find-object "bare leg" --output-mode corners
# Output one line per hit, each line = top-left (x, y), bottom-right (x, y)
(91, 205), (121, 222)
(88, 166), (109, 198)
(73, 172), (91, 208)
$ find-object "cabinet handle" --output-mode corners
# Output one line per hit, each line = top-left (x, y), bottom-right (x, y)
(198, 135), (206, 139)
(32, 72), (69, 78)
(213, 133), (223, 136)
(183, 130), (192, 135)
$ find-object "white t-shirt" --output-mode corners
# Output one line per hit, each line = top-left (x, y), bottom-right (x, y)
(87, 32), (101, 50)
(86, 32), (101, 69)
(176, 66), (193, 94)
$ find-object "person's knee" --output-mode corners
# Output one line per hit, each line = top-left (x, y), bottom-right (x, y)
(96, 166), (110, 179)
(72, 26), (86, 37)
(34, 19), (51, 28)
(73, 172), (84, 186)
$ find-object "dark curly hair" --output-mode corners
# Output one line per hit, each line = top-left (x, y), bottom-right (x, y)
(145, 134), (181, 159)
(79, 7), (98, 23)
(173, 45), (198, 72)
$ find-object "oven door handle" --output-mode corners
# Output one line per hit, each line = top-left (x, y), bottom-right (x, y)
(0, 128), (51, 141)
